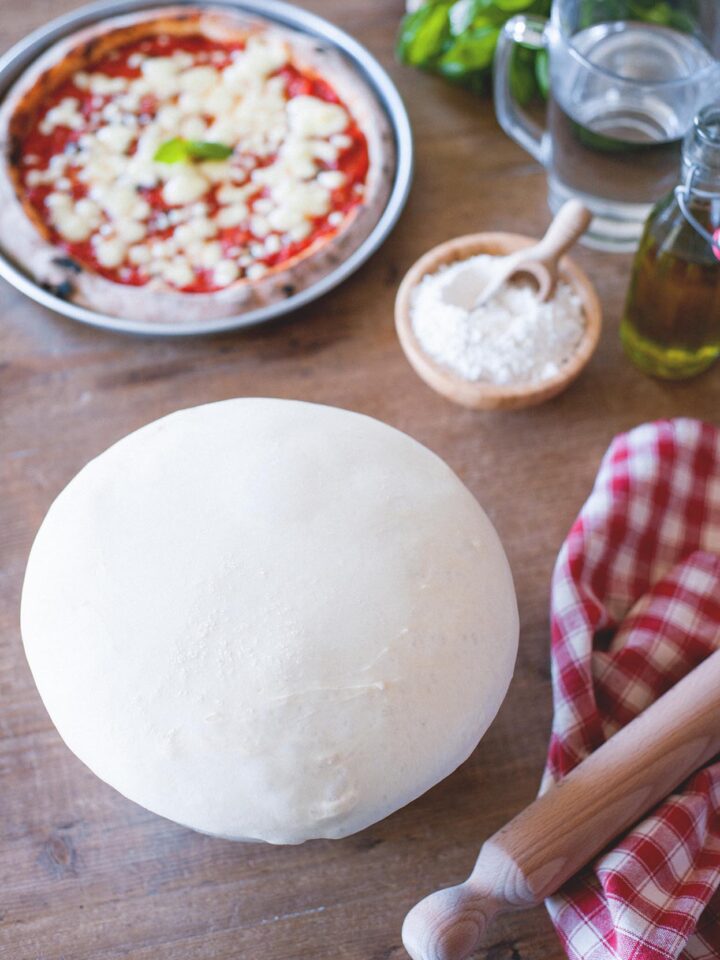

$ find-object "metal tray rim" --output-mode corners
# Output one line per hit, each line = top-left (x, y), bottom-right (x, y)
(0, 0), (413, 336)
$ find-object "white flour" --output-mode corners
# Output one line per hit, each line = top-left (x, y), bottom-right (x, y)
(410, 254), (586, 385)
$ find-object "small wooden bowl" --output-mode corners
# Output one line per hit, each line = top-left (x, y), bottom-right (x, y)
(394, 232), (602, 411)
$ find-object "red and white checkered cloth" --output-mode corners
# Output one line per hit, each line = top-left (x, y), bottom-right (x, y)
(543, 418), (720, 960)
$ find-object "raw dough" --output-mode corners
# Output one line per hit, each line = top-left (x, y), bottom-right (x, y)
(21, 399), (518, 843)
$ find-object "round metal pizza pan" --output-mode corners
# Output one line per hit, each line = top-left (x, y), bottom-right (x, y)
(0, 0), (413, 336)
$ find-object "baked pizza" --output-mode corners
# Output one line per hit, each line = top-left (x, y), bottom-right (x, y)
(0, 7), (395, 325)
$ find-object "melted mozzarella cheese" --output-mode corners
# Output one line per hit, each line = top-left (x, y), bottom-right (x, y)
(216, 203), (248, 228)
(128, 244), (152, 265)
(221, 36), (287, 91)
(40, 98), (85, 134)
(75, 197), (102, 225)
(216, 183), (254, 204)
(140, 57), (182, 98)
(331, 133), (353, 150)
(93, 236), (127, 268)
(180, 115), (208, 141)
(116, 219), (148, 244)
(266, 179), (330, 233)
(317, 170), (346, 190)
(96, 124), (136, 154)
(173, 217), (217, 245)
(155, 104), (183, 130)
(162, 168), (209, 206)
(178, 65), (218, 94)
(309, 139), (339, 164)
(196, 240), (224, 268)
(287, 96), (348, 138)
(203, 85), (234, 118)
(45, 192), (100, 242)
(264, 234), (281, 255)
(161, 256), (195, 287)
(197, 161), (235, 184)
(87, 74), (129, 96)
(213, 259), (240, 286)
(91, 183), (151, 221)
(246, 263), (267, 280)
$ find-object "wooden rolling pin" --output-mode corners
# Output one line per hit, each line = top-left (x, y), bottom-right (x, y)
(403, 646), (720, 960)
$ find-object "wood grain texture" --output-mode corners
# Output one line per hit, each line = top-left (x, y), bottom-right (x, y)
(1, 2), (719, 959)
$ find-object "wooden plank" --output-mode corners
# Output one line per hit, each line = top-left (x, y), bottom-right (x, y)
(1, 1), (718, 958)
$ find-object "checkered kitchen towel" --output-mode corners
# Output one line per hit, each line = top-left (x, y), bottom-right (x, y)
(544, 419), (720, 960)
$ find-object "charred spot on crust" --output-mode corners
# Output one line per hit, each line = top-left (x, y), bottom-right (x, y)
(8, 136), (22, 167)
(43, 278), (75, 300)
(282, 284), (296, 297)
(82, 38), (100, 59)
(52, 256), (82, 274)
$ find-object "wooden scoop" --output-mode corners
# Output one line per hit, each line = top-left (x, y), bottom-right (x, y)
(403, 647), (720, 960)
(472, 199), (592, 306)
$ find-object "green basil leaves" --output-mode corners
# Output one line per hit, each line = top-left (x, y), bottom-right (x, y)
(154, 138), (234, 164)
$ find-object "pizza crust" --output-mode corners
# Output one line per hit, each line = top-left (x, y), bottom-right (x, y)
(0, 7), (396, 326)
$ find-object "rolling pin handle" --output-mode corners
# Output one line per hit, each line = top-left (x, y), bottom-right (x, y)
(402, 877), (500, 960)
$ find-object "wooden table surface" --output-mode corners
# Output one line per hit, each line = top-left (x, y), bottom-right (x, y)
(2, 2), (719, 958)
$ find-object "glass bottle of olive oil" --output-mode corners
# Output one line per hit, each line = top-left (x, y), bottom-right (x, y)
(621, 106), (720, 379)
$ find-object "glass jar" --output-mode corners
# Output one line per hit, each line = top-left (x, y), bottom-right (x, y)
(620, 105), (720, 379)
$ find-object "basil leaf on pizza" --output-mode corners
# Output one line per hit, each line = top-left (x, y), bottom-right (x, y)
(154, 138), (234, 163)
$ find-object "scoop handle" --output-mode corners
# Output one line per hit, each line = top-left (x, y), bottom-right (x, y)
(474, 199), (591, 305)
(532, 199), (592, 263)
(403, 647), (720, 960)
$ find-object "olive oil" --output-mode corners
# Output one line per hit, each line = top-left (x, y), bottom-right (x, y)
(621, 107), (720, 379)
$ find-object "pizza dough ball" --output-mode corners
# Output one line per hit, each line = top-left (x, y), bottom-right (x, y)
(21, 399), (518, 844)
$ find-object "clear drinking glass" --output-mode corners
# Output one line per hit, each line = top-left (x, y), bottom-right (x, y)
(494, 0), (720, 251)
